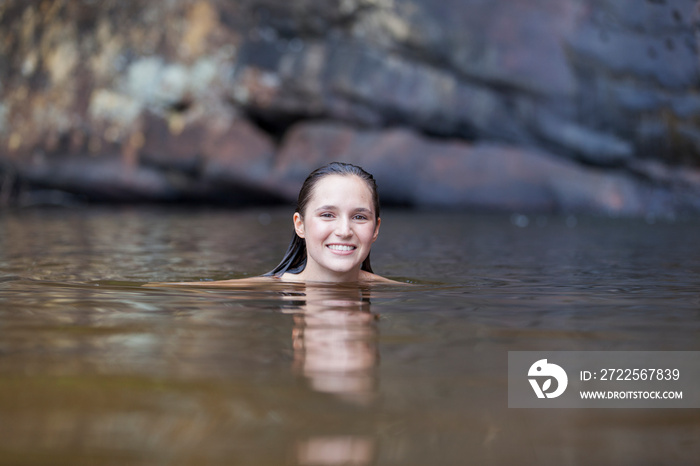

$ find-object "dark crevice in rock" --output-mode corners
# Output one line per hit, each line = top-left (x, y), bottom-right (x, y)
(245, 0), (377, 39)
(242, 108), (310, 144)
(168, 99), (193, 114)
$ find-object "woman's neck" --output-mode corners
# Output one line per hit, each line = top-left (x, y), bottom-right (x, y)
(286, 264), (362, 283)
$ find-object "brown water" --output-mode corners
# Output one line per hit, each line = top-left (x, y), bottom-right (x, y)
(0, 207), (699, 465)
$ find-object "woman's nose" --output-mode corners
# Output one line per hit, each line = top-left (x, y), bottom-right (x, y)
(335, 218), (352, 237)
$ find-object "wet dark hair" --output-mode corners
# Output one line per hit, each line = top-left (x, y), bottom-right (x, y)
(265, 162), (380, 277)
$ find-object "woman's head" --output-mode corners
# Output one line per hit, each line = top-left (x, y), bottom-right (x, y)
(296, 162), (380, 222)
(266, 162), (381, 280)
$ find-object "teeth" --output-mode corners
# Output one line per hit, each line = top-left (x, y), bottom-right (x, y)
(328, 244), (355, 251)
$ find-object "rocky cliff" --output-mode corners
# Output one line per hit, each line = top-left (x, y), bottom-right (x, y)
(1, 0), (699, 216)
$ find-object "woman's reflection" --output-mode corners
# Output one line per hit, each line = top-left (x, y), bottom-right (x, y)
(295, 435), (376, 466)
(286, 285), (379, 405)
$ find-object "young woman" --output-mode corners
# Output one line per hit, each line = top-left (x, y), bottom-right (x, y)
(148, 162), (398, 285)
(265, 162), (394, 283)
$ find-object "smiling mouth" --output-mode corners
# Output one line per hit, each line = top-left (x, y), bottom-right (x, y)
(327, 244), (356, 252)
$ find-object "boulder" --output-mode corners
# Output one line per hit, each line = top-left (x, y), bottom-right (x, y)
(271, 122), (696, 216)
(231, 0), (700, 166)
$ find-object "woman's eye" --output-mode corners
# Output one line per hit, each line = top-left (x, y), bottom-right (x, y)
(354, 215), (368, 221)
(320, 212), (334, 218)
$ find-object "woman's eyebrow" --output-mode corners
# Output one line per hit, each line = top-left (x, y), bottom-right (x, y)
(314, 205), (337, 212)
(314, 205), (373, 214)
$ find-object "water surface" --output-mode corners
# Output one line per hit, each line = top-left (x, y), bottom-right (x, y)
(1, 207), (698, 465)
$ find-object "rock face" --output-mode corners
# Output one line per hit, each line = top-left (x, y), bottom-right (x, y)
(0, 0), (699, 215)
(269, 122), (695, 216)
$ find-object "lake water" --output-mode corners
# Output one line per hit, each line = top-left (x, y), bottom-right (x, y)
(1, 206), (698, 465)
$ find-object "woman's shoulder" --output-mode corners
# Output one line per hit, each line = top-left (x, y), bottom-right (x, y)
(358, 270), (407, 285)
(144, 272), (407, 287)
(143, 276), (277, 287)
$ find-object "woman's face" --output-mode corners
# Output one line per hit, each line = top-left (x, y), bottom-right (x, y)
(293, 174), (380, 282)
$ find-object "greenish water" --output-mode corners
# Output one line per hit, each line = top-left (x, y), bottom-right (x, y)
(0, 207), (699, 465)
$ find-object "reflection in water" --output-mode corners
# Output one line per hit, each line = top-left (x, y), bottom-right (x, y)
(296, 435), (376, 466)
(288, 286), (378, 405)
(285, 286), (379, 465)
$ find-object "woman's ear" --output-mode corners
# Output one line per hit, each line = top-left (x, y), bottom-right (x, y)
(372, 217), (381, 243)
(293, 212), (305, 238)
